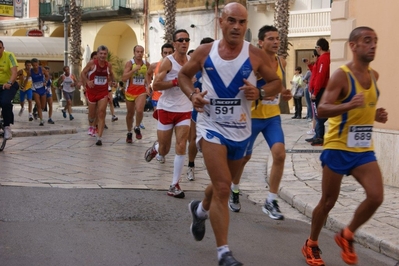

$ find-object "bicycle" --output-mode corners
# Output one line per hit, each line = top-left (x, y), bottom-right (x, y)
(0, 118), (7, 151)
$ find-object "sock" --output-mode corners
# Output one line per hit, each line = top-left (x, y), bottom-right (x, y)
(231, 183), (239, 193)
(343, 227), (354, 240)
(267, 192), (277, 203)
(196, 201), (208, 219)
(29, 112), (32, 115)
(172, 154), (185, 185)
(188, 161), (195, 168)
(307, 238), (318, 247)
(154, 142), (159, 152)
(217, 245), (230, 261)
(97, 137), (102, 141)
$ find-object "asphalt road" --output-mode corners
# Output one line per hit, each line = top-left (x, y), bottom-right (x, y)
(0, 187), (397, 266)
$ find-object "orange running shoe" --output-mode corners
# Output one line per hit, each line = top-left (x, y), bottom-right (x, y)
(335, 231), (358, 265)
(302, 240), (325, 266)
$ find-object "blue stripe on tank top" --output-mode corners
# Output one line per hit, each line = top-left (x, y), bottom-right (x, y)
(338, 73), (356, 137)
(204, 56), (253, 99)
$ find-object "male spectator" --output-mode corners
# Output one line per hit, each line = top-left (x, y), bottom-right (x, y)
(179, 3), (282, 265)
(81, 45), (115, 146)
(122, 45), (151, 143)
(308, 38), (330, 146)
(228, 25), (292, 219)
(144, 29), (192, 199)
(58, 65), (78, 121)
(17, 60), (33, 121)
(302, 26), (387, 266)
(0, 40), (18, 139)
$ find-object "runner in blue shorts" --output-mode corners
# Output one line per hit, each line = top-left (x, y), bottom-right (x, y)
(29, 58), (49, 126)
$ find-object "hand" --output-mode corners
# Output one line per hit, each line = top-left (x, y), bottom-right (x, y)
(3, 83), (11, 90)
(281, 89), (292, 101)
(350, 93), (364, 109)
(191, 90), (209, 113)
(87, 80), (94, 88)
(311, 94), (316, 100)
(239, 79), (259, 101)
(375, 108), (388, 123)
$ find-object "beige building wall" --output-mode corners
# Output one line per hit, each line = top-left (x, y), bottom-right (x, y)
(331, 0), (399, 187)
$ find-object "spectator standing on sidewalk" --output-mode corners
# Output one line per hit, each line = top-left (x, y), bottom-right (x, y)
(58, 65), (78, 121)
(0, 40), (19, 139)
(291, 66), (304, 119)
(179, 4), (282, 265)
(304, 50), (319, 135)
(17, 60), (33, 121)
(44, 66), (54, 124)
(302, 26), (388, 266)
(308, 38), (330, 146)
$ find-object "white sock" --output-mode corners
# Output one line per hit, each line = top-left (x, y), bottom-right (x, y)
(231, 183), (239, 193)
(196, 201), (208, 219)
(217, 245), (230, 260)
(172, 154), (185, 185)
(267, 192), (277, 203)
(154, 142), (159, 152)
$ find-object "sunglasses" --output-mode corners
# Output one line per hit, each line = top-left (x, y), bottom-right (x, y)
(175, 38), (190, 43)
(315, 46), (320, 49)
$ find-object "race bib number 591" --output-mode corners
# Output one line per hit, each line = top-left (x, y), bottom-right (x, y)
(209, 98), (241, 122)
(347, 125), (373, 148)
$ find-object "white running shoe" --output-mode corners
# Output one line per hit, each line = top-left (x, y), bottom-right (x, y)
(187, 167), (195, 181)
(4, 126), (12, 140)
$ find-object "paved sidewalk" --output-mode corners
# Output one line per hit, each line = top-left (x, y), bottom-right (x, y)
(2, 102), (399, 261)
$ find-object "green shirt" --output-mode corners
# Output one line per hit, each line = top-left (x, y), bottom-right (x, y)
(0, 51), (17, 84)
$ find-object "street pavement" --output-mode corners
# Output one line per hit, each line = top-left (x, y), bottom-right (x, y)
(1, 102), (399, 262)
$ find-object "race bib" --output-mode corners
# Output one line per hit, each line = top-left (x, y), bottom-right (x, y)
(94, 76), (107, 85)
(209, 98), (242, 122)
(347, 125), (373, 148)
(33, 81), (44, 89)
(262, 94), (280, 105)
(133, 74), (145, 85)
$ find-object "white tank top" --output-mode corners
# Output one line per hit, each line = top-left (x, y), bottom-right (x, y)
(157, 54), (192, 112)
(196, 40), (256, 141)
(61, 75), (75, 92)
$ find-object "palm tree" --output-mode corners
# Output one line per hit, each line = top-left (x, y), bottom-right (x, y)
(107, 51), (125, 83)
(163, 0), (177, 43)
(69, 0), (83, 105)
(274, 0), (290, 114)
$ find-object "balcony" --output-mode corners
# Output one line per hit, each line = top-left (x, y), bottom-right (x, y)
(288, 9), (331, 37)
(39, 0), (143, 22)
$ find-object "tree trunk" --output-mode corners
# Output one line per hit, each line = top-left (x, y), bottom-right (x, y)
(274, 0), (290, 114)
(163, 0), (177, 43)
(69, 0), (83, 105)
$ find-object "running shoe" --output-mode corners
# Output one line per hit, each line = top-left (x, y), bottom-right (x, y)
(134, 126), (142, 139)
(187, 167), (195, 181)
(228, 190), (241, 212)
(311, 138), (323, 146)
(167, 183), (185, 198)
(87, 127), (93, 135)
(96, 140), (102, 146)
(305, 137), (314, 143)
(218, 251), (243, 266)
(62, 109), (66, 118)
(92, 128), (97, 137)
(47, 118), (55, 124)
(39, 121), (44, 126)
(29, 115), (33, 121)
(188, 200), (207, 241)
(302, 240), (325, 266)
(33, 112), (38, 120)
(4, 126), (12, 140)
(112, 115), (118, 122)
(140, 122), (145, 129)
(335, 230), (358, 265)
(104, 124), (108, 129)
(126, 132), (133, 143)
(69, 114), (74, 121)
(262, 199), (284, 220)
(156, 155), (165, 164)
(18, 107), (24, 116)
(144, 141), (158, 162)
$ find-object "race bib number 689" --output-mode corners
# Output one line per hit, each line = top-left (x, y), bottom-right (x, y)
(347, 125), (373, 148)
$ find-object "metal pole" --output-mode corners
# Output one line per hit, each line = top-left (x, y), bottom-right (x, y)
(63, 4), (69, 66)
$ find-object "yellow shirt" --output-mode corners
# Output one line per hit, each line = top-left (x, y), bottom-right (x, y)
(324, 65), (379, 152)
(19, 69), (33, 90)
(251, 56), (284, 119)
(0, 51), (17, 84)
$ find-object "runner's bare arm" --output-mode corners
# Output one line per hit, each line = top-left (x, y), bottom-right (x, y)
(152, 58), (174, 91)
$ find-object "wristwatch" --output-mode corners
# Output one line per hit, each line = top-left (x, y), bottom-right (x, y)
(258, 87), (265, 101)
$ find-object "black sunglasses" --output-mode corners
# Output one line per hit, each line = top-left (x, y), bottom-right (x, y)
(175, 38), (190, 43)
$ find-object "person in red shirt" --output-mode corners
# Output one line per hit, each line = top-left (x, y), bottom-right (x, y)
(309, 38), (330, 146)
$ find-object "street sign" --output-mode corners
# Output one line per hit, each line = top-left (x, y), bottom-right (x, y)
(0, 0), (23, 17)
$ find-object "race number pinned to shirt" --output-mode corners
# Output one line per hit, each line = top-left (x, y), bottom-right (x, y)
(133, 74), (145, 85)
(210, 98), (241, 122)
(94, 76), (107, 85)
(347, 125), (373, 148)
(262, 93), (281, 105)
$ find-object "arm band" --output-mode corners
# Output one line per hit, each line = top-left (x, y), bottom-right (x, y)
(172, 78), (178, 87)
